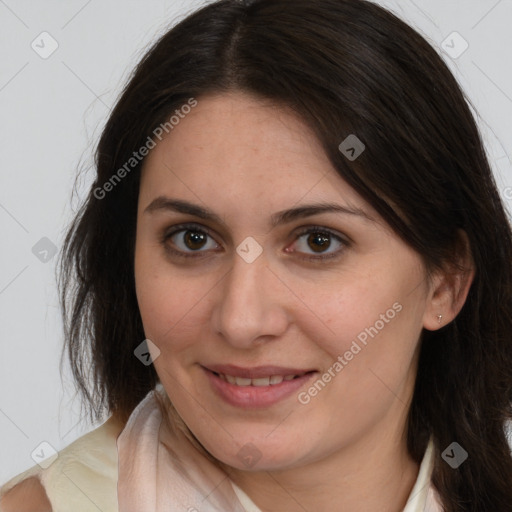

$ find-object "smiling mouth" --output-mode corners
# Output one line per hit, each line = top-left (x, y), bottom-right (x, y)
(203, 366), (318, 408)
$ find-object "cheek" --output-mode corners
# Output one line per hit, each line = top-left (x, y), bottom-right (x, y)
(134, 243), (218, 354)
(134, 243), (186, 341)
(303, 287), (424, 434)
(307, 263), (426, 369)
(136, 274), (196, 343)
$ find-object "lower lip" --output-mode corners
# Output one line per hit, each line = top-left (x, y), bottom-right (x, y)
(203, 367), (316, 409)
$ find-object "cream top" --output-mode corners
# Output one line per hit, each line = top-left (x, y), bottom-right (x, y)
(0, 384), (442, 511)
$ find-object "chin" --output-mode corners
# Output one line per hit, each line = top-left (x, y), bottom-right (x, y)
(203, 435), (309, 472)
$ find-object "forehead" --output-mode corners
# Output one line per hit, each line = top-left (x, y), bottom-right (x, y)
(139, 91), (374, 219)
(143, 91), (326, 172)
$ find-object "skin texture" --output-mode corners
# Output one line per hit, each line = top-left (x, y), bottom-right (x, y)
(134, 91), (473, 511)
(0, 477), (52, 512)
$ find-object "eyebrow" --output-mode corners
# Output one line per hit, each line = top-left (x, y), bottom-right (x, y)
(143, 196), (374, 227)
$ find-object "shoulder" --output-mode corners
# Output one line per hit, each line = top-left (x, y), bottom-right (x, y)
(0, 415), (124, 512)
(0, 477), (52, 512)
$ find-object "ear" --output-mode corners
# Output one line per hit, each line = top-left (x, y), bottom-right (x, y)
(423, 230), (475, 331)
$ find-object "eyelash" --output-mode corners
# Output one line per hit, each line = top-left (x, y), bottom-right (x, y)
(160, 223), (349, 262)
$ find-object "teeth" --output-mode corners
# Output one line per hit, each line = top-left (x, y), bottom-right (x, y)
(270, 375), (284, 385)
(251, 377), (270, 386)
(234, 377), (252, 386)
(217, 373), (305, 386)
(225, 374), (236, 384)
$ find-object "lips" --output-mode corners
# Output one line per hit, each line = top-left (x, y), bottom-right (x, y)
(202, 364), (317, 408)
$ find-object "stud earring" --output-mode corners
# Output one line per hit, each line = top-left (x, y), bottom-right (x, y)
(437, 314), (443, 324)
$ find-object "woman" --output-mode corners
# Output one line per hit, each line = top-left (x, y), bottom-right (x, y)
(2, 0), (512, 510)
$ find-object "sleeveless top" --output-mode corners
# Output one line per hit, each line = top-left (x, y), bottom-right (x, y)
(0, 384), (442, 511)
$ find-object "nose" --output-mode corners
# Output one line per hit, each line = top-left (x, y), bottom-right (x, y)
(211, 250), (291, 349)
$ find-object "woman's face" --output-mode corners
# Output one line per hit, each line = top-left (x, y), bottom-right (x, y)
(134, 91), (436, 471)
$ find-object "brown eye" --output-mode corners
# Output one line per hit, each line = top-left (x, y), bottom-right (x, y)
(183, 230), (208, 250)
(307, 232), (331, 253)
(289, 226), (348, 261)
(162, 224), (220, 257)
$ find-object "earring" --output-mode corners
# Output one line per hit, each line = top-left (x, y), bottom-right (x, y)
(437, 314), (443, 324)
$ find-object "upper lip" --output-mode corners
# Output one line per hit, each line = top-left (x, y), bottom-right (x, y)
(203, 364), (316, 379)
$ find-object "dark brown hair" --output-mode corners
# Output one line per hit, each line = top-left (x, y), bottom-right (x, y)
(58, 0), (512, 509)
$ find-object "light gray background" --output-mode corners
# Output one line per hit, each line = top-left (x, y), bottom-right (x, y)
(1, 0), (511, 483)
